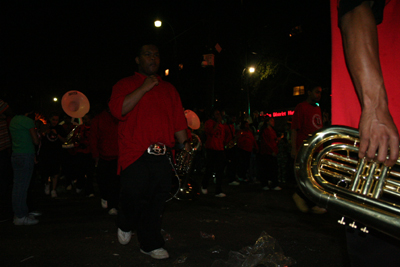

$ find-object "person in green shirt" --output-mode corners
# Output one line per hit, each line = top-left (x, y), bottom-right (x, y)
(9, 100), (39, 226)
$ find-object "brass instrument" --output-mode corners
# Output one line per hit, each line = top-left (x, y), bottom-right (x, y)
(60, 91), (90, 150)
(295, 126), (400, 239)
(174, 133), (202, 176)
(167, 110), (201, 201)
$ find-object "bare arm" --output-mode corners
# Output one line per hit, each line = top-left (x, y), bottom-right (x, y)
(121, 75), (159, 116)
(175, 129), (191, 152)
(29, 128), (39, 146)
(340, 1), (399, 166)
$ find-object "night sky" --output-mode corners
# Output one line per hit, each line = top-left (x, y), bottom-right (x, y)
(2, 1), (331, 116)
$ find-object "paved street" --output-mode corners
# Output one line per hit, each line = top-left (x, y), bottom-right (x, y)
(1, 175), (351, 267)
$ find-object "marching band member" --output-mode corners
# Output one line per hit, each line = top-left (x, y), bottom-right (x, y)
(109, 41), (190, 260)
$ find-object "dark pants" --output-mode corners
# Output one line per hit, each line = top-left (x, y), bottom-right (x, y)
(237, 149), (251, 180)
(257, 154), (279, 188)
(73, 153), (95, 195)
(97, 158), (120, 210)
(346, 226), (400, 267)
(202, 149), (225, 194)
(117, 152), (171, 252)
(0, 149), (13, 217)
(225, 147), (237, 183)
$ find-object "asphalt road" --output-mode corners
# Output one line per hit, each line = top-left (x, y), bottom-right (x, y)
(1, 174), (351, 267)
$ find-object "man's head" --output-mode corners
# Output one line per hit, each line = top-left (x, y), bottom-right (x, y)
(48, 112), (60, 127)
(307, 86), (322, 105)
(135, 44), (160, 76)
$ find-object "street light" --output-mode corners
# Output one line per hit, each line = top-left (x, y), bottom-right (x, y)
(242, 66), (256, 116)
(154, 19), (178, 82)
(154, 20), (162, 27)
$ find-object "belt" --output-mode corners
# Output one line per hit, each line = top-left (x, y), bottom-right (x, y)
(147, 143), (167, 156)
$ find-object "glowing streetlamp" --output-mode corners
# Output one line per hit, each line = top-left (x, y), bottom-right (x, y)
(242, 66), (256, 116)
(154, 20), (162, 27)
(153, 19), (178, 81)
(53, 97), (58, 102)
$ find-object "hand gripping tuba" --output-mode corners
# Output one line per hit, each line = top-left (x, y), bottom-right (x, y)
(295, 126), (400, 239)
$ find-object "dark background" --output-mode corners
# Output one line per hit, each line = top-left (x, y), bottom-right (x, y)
(2, 0), (331, 118)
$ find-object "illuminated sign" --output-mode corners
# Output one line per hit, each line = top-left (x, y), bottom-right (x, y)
(261, 110), (294, 118)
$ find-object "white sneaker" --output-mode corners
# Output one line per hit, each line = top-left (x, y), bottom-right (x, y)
(140, 248), (169, 259)
(215, 193), (226, 198)
(272, 186), (282, 191)
(101, 199), (108, 209)
(117, 228), (132, 245)
(51, 190), (57, 198)
(229, 181), (240, 186)
(44, 184), (50, 195)
(14, 216), (39, 226)
(201, 187), (208, 195)
(108, 208), (118, 215)
(262, 186), (270, 191)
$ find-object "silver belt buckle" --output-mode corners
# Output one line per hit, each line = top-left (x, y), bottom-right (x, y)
(147, 143), (166, 155)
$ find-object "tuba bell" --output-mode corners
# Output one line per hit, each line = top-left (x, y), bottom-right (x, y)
(295, 125), (400, 239)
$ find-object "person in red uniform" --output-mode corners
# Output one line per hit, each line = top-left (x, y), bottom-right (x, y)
(331, 1), (400, 266)
(108, 41), (190, 260)
(72, 112), (95, 197)
(201, 109), (227, 197)
(236, 120), (258, 183)
(89, 106), (119, 215)
(291, 85), (326, 214)
(257, 117), (281, 191)
(224, 115), (240, 186)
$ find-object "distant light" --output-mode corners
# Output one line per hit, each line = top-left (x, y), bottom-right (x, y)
(154, 20), (162, 27)
(249, 67), (255, 73)
(165, 69), (169, 76)
(53, 98), (58, 102)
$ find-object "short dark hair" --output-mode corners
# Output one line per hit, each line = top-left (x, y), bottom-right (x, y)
(307, 84), (321, 93)
(136, 39), (160, 58)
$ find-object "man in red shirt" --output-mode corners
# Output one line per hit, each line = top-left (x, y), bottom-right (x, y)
(201, 109), (227, 197)
(108, 42), (190, 260)
(258, 118), (280, 191)
(291, 85), (326, 214)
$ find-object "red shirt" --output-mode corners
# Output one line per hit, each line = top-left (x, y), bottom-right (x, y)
(74, 124), (91, 154)
(89, 110), (119, 160)
(237, 130), (258, 152)
(204, 119), (225, 151)
(224, 124), (236, 147)
(109, 72), (187, 173)
(259, 127), (278, 155)
(331, 0), (400, 129)
(291, 101), (323, 151)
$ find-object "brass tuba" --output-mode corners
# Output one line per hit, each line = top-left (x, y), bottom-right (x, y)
(295, 126), (400, 239)
(61, 91), (90, 149)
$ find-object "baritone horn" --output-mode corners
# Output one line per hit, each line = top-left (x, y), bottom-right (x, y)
(174, 109), (201, 176)
(295, 126), (400, 240)
(168, 110), (201, 201)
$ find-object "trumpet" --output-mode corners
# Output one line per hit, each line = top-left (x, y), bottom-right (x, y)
(295, 126), (400, 239)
